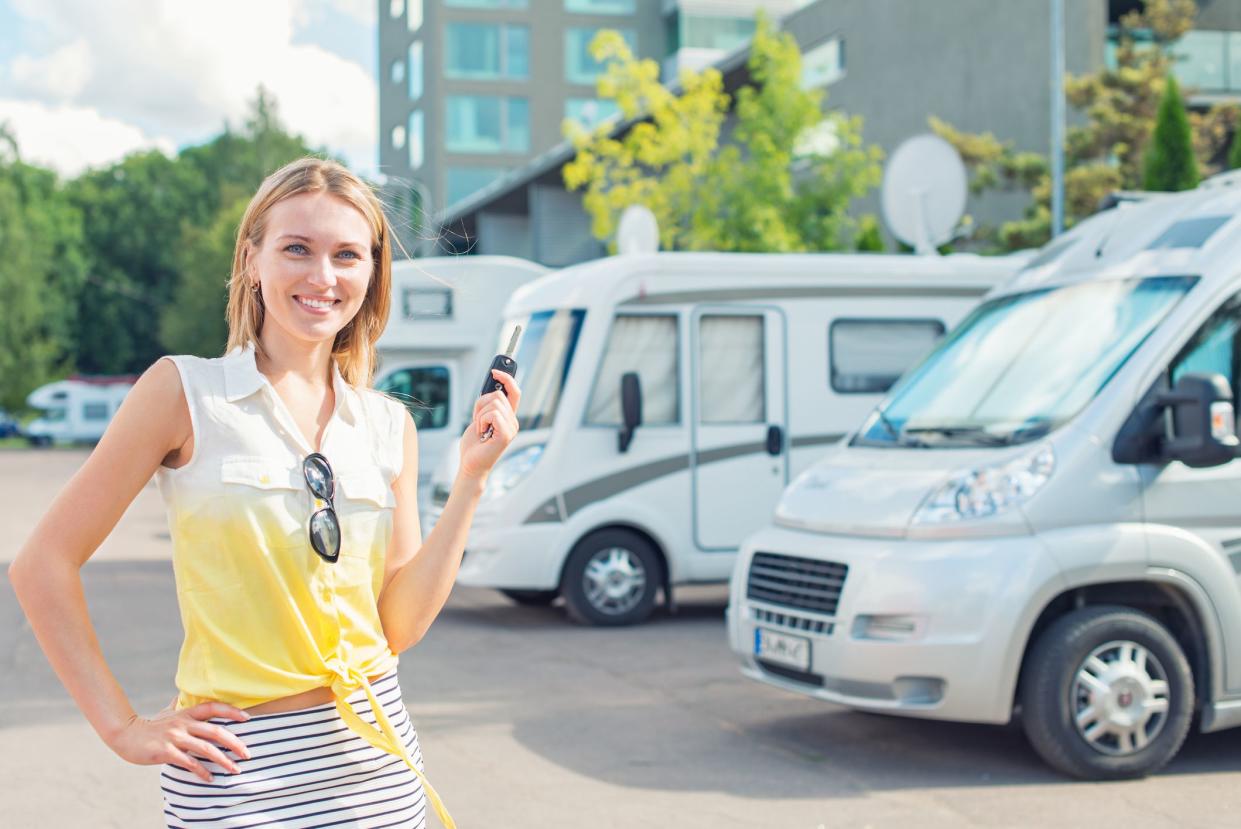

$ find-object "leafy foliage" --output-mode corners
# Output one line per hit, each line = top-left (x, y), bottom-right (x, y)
(563, 12), (883, 253)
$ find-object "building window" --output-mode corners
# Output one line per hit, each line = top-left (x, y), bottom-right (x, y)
(408, 110), (424, 168)
(565, 97), (621, 130)
(445, 0), (527, 7)
(445, 23), (529, 80)
(446, 166), (508, 205)
(802, 36), (845, 89)
(408, 41), (423, 100)
(829, 319), (946, 394)
(390, 59), (405, 85)
(566, 0), (635, 13)
(566, 27), (636, 84)
(446, 95), (529, 154)
(679, 14), (754, 52)
(407, 0), (422, 31)
(391, 124), (406, 150)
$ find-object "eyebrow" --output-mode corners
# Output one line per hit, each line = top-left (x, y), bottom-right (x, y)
(276, 234), (368, 248)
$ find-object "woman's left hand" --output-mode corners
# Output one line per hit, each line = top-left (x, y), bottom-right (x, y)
(458, 369), (521, 482)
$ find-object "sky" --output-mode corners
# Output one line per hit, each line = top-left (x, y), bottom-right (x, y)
(0, 0), (380, 178)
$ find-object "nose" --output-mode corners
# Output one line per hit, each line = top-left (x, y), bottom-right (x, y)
(307, 253), (337, 288)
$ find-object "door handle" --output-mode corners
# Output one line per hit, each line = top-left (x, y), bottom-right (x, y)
(766, 424), (783, 456)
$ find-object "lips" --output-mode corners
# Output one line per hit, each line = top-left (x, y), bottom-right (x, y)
(294, 295), (340, 311)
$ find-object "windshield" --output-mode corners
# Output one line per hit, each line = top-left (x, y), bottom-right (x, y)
(496, 308), (586, 430)
(854, 275), (1197, 448)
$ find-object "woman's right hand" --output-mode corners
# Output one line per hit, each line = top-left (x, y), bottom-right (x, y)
(107, 700), (253, 782)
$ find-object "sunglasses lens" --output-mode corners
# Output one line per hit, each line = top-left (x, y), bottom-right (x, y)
(309, 508), (341, 561)
(303, 456), (333, 501)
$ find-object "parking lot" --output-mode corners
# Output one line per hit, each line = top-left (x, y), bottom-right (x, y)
(3, 447), (1241, 828)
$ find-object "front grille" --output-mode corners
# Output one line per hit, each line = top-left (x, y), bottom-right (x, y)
(752, 606), (834, 636)
(747, 552), (847, 616)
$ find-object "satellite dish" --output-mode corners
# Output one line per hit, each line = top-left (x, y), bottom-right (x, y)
(881, 134), (968, 254)
(616, 204), (659, 255)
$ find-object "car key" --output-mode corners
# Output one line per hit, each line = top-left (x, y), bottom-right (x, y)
(479, 324), (521, 442)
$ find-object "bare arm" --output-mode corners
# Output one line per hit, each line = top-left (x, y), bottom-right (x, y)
(378, 369), (520, 652)
(8, 357), (192, 745)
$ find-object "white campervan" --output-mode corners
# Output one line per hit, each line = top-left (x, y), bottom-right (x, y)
(728, 172), (1241, 780)
(423, 251), (1025, 625)
(375, 255), (547, 511)
(25, 376), (135, 446)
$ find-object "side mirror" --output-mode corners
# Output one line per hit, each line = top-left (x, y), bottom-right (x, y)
(618, 371), (643, 453)
(1158, 373), (1238, 468)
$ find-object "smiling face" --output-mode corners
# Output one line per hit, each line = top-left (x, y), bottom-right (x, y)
(249, 191), (375, 346)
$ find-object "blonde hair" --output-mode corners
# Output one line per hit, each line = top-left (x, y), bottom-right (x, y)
(225, 157), (393, 387)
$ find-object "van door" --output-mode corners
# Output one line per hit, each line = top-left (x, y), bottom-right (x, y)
(1139, 291), (1241, 691)
(691, 307), (788, 551)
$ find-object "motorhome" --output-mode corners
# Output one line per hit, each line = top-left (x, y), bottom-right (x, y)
(375, 255), (547, 511)
(727, 172), (1241, 780)
(423, 250), (1025, 625)
(24, 375), (136, 445)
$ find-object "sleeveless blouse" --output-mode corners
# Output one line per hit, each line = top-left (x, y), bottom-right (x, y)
(153, 343), (453, 827)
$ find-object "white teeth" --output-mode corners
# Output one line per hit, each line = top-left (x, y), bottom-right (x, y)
(297, 296), (335, 309)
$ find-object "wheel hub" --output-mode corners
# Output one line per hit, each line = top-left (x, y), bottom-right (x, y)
(1072, 640), (1171, 756)
(583, 546), (646, 615)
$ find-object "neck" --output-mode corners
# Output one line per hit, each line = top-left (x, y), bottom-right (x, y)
(254, 329), (335, 391)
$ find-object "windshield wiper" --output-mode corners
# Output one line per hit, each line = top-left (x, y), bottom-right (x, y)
(871, 410), (929, 448)
(902, 426), (1015, 447)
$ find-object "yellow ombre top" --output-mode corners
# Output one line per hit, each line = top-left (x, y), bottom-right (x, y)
(153, 343), (453, 828)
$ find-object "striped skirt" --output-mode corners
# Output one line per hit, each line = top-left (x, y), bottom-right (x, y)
(161, 670), (427, 828)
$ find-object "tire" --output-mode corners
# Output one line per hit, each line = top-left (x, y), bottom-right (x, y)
(560, 528), (662, 626)
(1019, 605), (1194, 780)
(500, 589), (558, 607)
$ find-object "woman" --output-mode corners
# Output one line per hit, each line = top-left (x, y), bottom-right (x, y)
(8, 157), (519, 828)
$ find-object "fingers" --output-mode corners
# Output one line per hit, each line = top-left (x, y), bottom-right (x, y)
(187, 719), (252, 762)
(488, 369), (521, 412)
(176, 733), (242, 776)
(166, 746), (215, 783)
(192, 702), (252, 723)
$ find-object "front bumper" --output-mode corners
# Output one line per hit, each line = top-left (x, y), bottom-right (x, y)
(424, 501), (566, 590)
(729, 523), (1061, 724)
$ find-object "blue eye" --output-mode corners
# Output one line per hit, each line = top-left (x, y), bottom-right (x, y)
(337, 250), (360, 260)
(284, 243), (308, 254)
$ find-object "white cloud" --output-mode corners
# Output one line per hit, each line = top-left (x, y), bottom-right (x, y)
(0, 99), (175, 175)
(1, 0), (377, 175)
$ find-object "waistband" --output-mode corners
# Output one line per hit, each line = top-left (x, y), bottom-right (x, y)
(327, 659), (455, 829)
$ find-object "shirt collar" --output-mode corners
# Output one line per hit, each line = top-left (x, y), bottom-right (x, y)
(223, 342), (360, 425)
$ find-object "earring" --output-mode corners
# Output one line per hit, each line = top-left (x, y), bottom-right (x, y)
(251, 281), (260, 293)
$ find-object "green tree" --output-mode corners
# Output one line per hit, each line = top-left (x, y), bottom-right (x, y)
(0, 126), (88, 414)
(160, 197), (248, 357)
(563, 12), (883, 253)
(931, 0), (1209, 249)
(1143, 74), (1199, 190)
(1226, 116), (1241, 170)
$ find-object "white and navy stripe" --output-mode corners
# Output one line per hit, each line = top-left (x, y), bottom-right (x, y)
(161, 671), (426, 828)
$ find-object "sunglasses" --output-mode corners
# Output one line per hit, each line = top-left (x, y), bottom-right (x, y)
(302, 453), (340, 563)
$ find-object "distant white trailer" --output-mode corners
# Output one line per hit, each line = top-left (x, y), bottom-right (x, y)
(25, 375), (136, 446)
(374, 255), (549, 510)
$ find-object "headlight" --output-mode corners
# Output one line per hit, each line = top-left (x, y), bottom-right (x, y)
(913, 443), (1054, 524)
(480, 444), (544, 503)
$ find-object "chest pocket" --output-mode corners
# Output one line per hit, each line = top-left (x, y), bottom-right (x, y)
(218, 455), (306, 552)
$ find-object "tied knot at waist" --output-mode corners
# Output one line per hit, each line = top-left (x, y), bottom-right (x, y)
(325, 660), (456, 829)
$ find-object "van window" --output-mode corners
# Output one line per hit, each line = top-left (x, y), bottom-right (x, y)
(830, 319), (945, 394)
(82, 402), (109, 421)
(586, 314), (679, 425)
(698, 314), (765, 423)
(507, 308), (587, 430)
(1170, 293), (1241, 401)
(377, 366), (451, 430)
(854, 275), (1196, 448)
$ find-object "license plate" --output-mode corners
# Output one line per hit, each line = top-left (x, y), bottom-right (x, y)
(754, 627), (811, 671)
